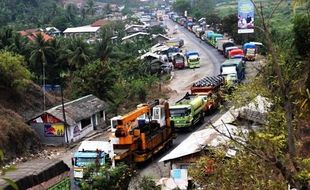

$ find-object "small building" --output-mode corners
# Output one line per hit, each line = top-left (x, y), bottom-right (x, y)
(45, 27), (61, 36)
(125, 24), (147, 34)
(63, 25), (101, 38)
(152, 34), (170, 44)
(28, 94), (106, 145)
(121, 32), (150, 43)
(19, 29), (53, 42)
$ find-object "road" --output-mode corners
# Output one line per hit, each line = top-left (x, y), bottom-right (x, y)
(128, 18), (226, 188)
(49, 17), (227, 189)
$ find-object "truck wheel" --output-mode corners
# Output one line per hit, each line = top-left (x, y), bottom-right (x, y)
(199, 113), (204, 124)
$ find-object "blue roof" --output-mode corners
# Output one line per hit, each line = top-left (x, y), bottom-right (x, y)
(243, 43), (256, 49)
(74, 151), (105, 158)
(185, 51), (199, 55)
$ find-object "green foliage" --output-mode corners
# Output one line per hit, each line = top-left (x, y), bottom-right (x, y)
(138, 176), (161, 190)
(189, 150), (287, 190)
(293, 14), (310, 57)
(172, 0), (191, 16)
(80, 163), (135, 190)
(0, 149), (18, 190)
(0, 51), (31, 91)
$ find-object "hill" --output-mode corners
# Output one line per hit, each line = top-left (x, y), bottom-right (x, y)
(0, 82), (62, 163)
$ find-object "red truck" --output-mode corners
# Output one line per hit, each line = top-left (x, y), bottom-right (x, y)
(190, 75), (225, 114)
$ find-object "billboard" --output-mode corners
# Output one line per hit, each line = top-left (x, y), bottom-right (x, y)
(44, 123), (65, 137)
(238, 0), (255, 33)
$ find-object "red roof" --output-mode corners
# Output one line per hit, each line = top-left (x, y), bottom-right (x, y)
(19, 31), (53, 42)
(91, 19), (109, 27)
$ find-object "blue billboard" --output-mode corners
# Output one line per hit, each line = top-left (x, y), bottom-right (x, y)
(238, 0), (255, 33)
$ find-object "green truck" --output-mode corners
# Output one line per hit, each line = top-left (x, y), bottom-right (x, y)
(220, 58), (245, 89)
(169, 93), (205, 130)
(207, 33), (224, 47)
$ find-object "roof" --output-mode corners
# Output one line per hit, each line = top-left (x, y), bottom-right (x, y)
(44, 94), (106, 126)
(0, 159), (69, 189)
(159, 124), (240, 162)
(19, 31), (53, 41)
(125, 24), (147, 31)
(122, 32), (149, 41)
(91, 19), (109, 27)
(78, 141), (111, 153)
(152, 34), (170, 40)
(140, 52), (161, 60)
(63, 25), (101, 33)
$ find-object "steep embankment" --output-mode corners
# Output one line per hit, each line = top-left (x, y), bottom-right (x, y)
(0, 82), (61, 162)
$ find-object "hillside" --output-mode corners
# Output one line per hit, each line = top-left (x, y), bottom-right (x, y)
(0, 82), (62, 162)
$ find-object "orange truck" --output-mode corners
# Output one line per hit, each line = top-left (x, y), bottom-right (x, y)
(190, 76), (225, 114)
(110, 100), (173, 163)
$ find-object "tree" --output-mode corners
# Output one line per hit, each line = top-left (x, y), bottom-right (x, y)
(85, 0), (95, 17)
(29, 33), (53, 111)
(66, 38), (91, 70)
(0, 51), (31, 91)
(80, 163), (135, 190)
(173, 0), (191, 16)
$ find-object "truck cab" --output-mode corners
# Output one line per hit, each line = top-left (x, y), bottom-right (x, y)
(185, 51), (200, 68)
(243, 42), (257, 61)
(220, 59), (245, 87)
(172, 52), (186, 69)
(169, 95), (204, 130)
(72, 141), (111, 182)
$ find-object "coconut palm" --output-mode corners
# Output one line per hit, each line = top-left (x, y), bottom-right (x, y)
(66, 38), (91, 70)
(29, 33), (54, 111)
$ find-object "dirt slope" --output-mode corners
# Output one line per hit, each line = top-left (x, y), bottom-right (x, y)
(0, 82), (62, 162)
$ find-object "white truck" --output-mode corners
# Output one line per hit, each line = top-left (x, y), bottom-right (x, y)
(72, 141), (112, 181)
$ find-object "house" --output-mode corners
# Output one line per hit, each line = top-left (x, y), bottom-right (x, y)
(28, 94), (106, 145)
(45, 27), (61, 36)
(152, 34), (170, 44)
(19, 29), (53, 41)
(125, 24), (147, 34)
(91, 19), (110, 27)
(121, 32), (150, 43)
(63, 25), (101, 38)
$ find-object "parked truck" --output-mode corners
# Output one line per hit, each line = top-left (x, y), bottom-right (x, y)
(243, 42), (257, 61)
(169, 94), (205, 130)
(207, 33), (224, 47)
(110, 100), (173, 163)
(220, 58), (245, 88)
(190, 75), (225, 114)
(185, 50), (200, 68)
(172, 52), (186, 69)
(72, 141), (111, 182)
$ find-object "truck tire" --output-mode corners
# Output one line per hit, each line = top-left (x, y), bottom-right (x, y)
(199, 112), (204, 124)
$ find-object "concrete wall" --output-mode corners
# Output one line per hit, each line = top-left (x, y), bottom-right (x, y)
(31, 123), (65, 145)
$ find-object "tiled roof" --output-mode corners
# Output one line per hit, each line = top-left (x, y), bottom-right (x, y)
(91, 19), (109, 27)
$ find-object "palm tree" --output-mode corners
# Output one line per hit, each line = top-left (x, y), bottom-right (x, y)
(66, 38), (91, 70)
(95, 29), (113, 62)
(85, 0), (95, 16)
(29, 33), (54, 111)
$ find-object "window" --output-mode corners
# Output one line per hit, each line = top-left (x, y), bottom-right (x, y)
(99, 111), (104, 118)
(81, 118), (91, 129)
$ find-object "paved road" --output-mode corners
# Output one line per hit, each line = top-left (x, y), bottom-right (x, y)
(130, 18), (226, 188)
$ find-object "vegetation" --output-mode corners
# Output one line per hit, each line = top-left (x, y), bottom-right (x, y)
(80, 163), (135, 190)
(186, 0), (310, 189)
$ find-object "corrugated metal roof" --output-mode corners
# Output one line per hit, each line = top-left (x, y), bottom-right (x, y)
(159, 124), (241, 162)
(122, 32), (149, 41)
(63, 25), (100, 33)
(46, 94), (106, 126)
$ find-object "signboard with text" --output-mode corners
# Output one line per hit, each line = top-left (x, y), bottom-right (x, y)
(238, 0), (255, 33)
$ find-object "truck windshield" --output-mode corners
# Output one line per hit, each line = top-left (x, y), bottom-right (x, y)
(170, 108), (190, 117)
(175, 57), (184, 63)
(75, 157), (104, 167)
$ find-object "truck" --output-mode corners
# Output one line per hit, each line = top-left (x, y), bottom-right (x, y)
(185, 50), (200, 68)
(217, 39), (233, 52)
(201, 30), (214, 42)
(220, 58), (245, 88)
(207, 33), (224, 47)
(228, 48), (244, 59)
(172, 52), (186, 69)
(243, 42), (256, 61)
(190, 75), (225, 114)
(72, 141), (112, 182)
(110, 100), (174, 163)
(169, 94), (205, 130)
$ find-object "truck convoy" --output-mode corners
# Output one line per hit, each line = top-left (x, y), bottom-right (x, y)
(185, 50), (200, 68)
(169, 94), (205, 130)
(110, 100), (173, 163)
(190, 76), (225, 113)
